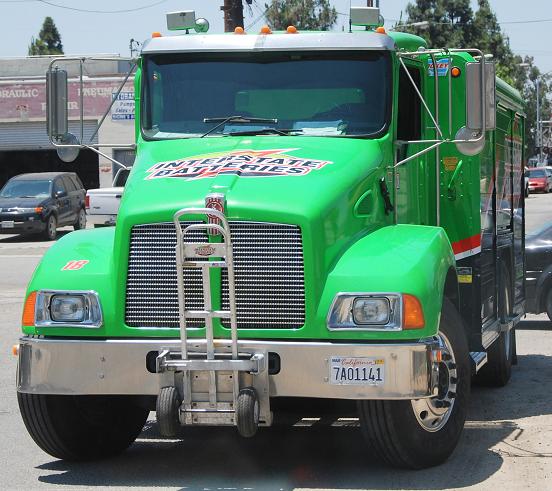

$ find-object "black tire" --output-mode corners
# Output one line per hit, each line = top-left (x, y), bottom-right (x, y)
(74, 208), (86, 230)
(156, 386), (181, 437)
(43, 214), (57, 241)
(545, 287), (552, 323)
(476, 265), (514, 387)
(358, 298), (470, 469)
(17, 393), (148, 461)
(236, 387), (259, 438)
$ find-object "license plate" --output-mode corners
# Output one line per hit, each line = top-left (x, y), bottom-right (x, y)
(1, 221), (14, 229)
(329, 357), (385, 386)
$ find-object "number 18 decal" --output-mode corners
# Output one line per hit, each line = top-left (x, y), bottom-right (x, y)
(62, 260), (89, 271)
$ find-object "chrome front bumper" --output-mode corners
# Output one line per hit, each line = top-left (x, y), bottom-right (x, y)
(17, 336), (441, 400)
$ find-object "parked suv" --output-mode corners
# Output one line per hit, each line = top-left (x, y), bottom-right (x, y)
(0, 172), (86, 240)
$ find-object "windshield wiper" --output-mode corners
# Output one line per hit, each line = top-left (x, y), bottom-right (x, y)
(201, 115), (278, 138)
(227, 128), (302, 137)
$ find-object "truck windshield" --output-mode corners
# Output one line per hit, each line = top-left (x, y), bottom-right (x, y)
(142, 51), (391, 139)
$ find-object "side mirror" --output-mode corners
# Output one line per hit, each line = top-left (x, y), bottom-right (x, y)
(55, 190), (67, 198)
(465, 60), (496, 132)
(46, 68), (69, 140)
(455, 60), (495, 156)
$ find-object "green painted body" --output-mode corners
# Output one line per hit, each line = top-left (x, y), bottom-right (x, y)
(22, 31), (524, 342)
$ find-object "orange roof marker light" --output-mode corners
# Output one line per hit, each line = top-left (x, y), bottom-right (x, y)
(286, 25), (298, 34)
(375, 26), (386, 34)
(152, 31), (162, 38)
(234, 26), (245, 34)
(260, 25), (272, 35)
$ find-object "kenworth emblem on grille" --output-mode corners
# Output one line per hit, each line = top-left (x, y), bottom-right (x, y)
(194, 245), (216, 256)
(205, 193), (225, 236)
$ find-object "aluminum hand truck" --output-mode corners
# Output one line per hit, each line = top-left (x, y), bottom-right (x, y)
(155, 207), (270, 437)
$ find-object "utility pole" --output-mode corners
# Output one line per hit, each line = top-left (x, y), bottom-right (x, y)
(222, 0), (244, 32)
(537, 77), (543, 163)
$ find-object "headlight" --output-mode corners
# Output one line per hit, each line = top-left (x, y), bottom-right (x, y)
(352, 297), (390, 325)
(328, 293), (401, 331)
(50, 295), (86, 322)
(35, 291), (102, 328)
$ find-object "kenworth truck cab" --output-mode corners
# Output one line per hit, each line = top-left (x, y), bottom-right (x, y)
(16, 7), (525, 469)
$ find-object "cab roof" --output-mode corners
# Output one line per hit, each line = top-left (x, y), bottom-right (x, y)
(142, 31), (397, 54)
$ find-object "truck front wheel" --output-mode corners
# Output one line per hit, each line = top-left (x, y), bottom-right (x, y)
(17, 393), (148, 461)
(358, 298), (470, 469)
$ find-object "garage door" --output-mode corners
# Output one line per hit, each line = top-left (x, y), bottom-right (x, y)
(0, 120), (98, 150)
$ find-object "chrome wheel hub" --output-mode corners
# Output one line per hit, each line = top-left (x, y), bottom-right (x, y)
(411, 332), (458, 432)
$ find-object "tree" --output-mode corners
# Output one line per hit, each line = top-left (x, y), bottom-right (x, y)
(265, 0), (337, 31)
(518, 57), (551, 158)
(403, 0), (550, 157)
(28, 17), (63, 56)
(403, 0), (475, 49)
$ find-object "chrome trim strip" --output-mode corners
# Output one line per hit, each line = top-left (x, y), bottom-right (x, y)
(17, 336), (440, 400)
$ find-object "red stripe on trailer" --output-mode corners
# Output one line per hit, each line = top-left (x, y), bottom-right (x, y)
(452, 234), (481, 255)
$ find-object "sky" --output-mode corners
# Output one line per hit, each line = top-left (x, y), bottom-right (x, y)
(1, 0), (552, 74)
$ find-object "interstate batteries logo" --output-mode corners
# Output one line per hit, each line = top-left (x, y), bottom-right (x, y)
(145, 149), (333, 181)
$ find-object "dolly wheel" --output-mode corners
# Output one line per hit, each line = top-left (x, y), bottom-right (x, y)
(236, 387), (259, 438)
(156, 387), (181, 437)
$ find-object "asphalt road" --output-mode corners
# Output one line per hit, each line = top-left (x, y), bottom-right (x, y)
(1, 198), (552, 490)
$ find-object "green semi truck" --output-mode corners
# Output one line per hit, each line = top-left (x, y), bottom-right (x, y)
(16, 7), (525, 469)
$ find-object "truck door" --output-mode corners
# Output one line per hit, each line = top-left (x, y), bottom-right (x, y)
(395, 61), (431, 225)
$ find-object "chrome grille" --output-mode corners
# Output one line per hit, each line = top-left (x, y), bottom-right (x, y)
(125, 221), (305, 329)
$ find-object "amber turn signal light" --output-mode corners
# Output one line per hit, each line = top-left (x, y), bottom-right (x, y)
(286, 25), (298, 34)
(234, 26), (245, 34)
(451, 66), (461, 78)
(151, 31), (162, 38)
(260, 25), (272, 34)
(12, 344), (19, 356)
(403, 294), (425, 329)
(375, 26), (386, 34)
(22, 291), (37, 327)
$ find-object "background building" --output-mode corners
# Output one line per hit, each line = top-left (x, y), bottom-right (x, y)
(0, 55), (135, 189)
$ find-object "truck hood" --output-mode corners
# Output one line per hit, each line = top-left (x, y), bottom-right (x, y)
(119, 135), (385, 227)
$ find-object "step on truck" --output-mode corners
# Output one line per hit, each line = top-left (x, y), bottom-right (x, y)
(15, 6), (526, 469)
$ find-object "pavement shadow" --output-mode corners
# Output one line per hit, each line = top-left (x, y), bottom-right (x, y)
(0, 229), (72, 243)
(518, 319), (551, 331)
(34, 352), (552, 490)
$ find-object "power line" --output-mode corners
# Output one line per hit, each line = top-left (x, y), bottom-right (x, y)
(0, 0), (171, 12)
(246, 7), (268, 30)
(501, 18), (552, 25)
